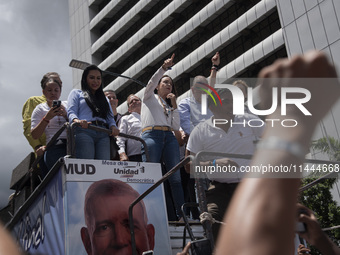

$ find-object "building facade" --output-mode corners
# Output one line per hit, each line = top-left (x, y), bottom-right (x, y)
(68, 0), (340, 146)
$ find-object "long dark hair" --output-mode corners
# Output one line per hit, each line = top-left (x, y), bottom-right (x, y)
(81, 65), (112, 119)
(154, 75), (177, 107)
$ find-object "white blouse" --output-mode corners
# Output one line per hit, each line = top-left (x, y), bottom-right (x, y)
(141, 67), (180, 130)
(116, 112), (142, 156)
(31, 101), (68, 143)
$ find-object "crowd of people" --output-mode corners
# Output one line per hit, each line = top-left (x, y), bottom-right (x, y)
(21, 52), (223, 221)
(16, 50), (340, 254)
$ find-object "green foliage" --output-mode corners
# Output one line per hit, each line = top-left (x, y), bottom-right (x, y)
(299, 136), (340, 254)
(311, 136), (340, 161)
(300, 177), (340, 254)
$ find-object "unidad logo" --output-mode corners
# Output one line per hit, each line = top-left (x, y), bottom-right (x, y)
(200, 84), (312, 127)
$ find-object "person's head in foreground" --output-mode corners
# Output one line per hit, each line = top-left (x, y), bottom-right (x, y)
(81, 179), (155, 255)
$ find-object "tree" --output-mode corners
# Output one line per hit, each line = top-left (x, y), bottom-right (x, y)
(311, 136), (340, 161)
(299, 136), (340, 254)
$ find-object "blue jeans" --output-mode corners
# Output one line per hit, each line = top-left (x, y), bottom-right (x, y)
(44, 143), (67, 175)
(142, 130), (184, 218)
(75, 127), (110, 159)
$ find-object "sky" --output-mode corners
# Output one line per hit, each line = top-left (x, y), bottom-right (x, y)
(0, 0), (73, 208)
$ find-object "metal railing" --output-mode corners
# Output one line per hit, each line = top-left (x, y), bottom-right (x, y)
(11, 122), (149, 219)
(10, 123), (340, 253)
(15, 123), (68, 195)
(68, 122), (150, 162)
(193, 151), (253, 249)
(128, 156), (193, 255)
(191, 151), (340, 251)
(10, 123), (68, 221)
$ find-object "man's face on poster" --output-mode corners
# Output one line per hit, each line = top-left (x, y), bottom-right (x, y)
(81, 194), (155, 255)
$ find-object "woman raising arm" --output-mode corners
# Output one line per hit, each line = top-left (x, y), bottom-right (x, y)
(141, 54), (185, 220)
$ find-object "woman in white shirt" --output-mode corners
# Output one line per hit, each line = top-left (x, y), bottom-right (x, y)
(141, 54), (185, 220)
(31, 78), (68, 177)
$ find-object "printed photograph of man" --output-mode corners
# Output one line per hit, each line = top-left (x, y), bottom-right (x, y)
(80, 179), (155, 255)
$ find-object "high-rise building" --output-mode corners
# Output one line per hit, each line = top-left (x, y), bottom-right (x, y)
(68, 0), (340, 138)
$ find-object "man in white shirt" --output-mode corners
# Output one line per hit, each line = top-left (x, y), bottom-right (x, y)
(178, 52), (220, 136)
(186, 88), (264, 241)
(117, 94), (142, 162)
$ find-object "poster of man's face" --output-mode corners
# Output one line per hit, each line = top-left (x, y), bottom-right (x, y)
(64, 159), (171, 255)
(81, 179), (155, 255)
